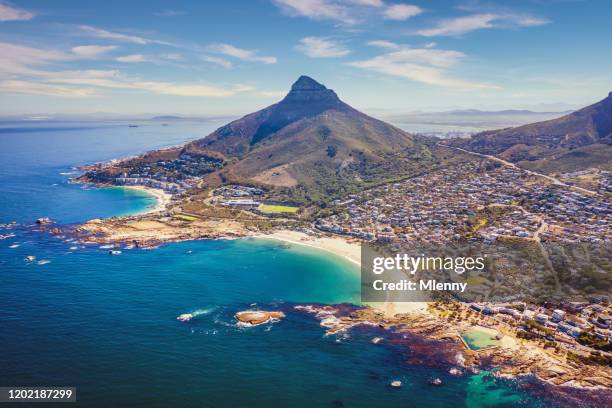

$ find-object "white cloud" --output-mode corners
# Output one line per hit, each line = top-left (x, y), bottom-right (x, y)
(202, 55), (233, 69)
(71, 45), (117, 58)
(0, 42), (112, 77)
(0, 41), (256, 98)
(347, 0), (383, 6)
(78, 25), (172, 45)
(257, 90), (286, 98)
(383, 4), (422, 21)
(0, 80), (94, 97)
(367, 40), (400, 50)
(115, 53), (183, 64)
(417, 13), (549, 37)
(0, 2), (34, 21)
(0, 42), (70, 76)
(272, 0), (357, 25)
(351, 43), (499, 90)
(296, 37), (350, 58)
(125, 82), (255, 97)
(208, 43), (277, 64)
(115, 54), (146, 63)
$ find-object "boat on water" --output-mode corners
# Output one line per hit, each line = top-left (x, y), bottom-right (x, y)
(430, 378), (442, 386)
(390, 380), (402, 388)
(25, 255), (36, 262)
(108, 250), (122, 255)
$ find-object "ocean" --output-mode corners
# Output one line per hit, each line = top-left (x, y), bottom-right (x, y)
(0, 121), (558, 407)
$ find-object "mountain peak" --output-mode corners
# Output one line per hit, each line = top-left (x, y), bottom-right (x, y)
(291, 75), (326, 91)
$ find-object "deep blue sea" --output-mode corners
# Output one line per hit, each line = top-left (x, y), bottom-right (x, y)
(0, 121), (563, 407)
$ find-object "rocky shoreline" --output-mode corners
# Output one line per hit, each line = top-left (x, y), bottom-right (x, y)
(293, 303), (611, 405)
(34, 211), (611, 404)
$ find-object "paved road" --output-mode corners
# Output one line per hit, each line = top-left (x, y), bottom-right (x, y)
(439, 144), (601, 197)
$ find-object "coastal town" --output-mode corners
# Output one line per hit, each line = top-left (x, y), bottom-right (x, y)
(63, 148), (612, 374)
(315, 152), (611, 244)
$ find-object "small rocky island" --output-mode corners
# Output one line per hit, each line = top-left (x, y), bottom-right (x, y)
(235, 310), (286, 326)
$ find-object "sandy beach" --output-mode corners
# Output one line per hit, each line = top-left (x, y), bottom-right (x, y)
(115, 185), (172, 214)
(259, 230), (361, 266)
(259, 230), (428, 316)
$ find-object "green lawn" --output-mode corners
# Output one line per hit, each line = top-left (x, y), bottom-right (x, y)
(174, 214), (198, 221)
(257, 204), (299, 213)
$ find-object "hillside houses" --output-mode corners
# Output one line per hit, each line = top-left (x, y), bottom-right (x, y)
(316, 158), (611, 244)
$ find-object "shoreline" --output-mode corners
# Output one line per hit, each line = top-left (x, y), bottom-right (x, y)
(256, 230), (361, 267)
(112, 185), (172, 215)
(256, 230), (428, 316)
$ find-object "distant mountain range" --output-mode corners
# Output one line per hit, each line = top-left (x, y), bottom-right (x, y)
(451, 92), (612, 174)
(383, 109), (571, 131)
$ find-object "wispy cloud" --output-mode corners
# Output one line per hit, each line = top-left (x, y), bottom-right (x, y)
(417, 13), (549, 37)
(382, 4), (422, 21)
(258, 90), (286, 98)
(0, 41), (257, 98)
(208, 43), (277, 64)
(115, 54), (146, 63)
(202, 55), (233, 69)
(347, 0), (383, 6)
(0, 80), (94, 97)
(296, 36), (350, 58)
(0, 42), (105, 77)
(367, 40), (400, 49)
(272, 1), (424, 25)
(272, 0), (358, 25)
(349, 41), (499, 90)
(78, 25), (173, 45)
(71, 45), (117, 58)
(0, 1), (34, 21)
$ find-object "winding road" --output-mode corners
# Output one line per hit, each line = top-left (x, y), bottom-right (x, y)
(439, 144), (601, 197)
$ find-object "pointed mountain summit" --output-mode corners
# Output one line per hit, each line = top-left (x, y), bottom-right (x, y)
(250, 76), (351, 144)
(452, 92), (612, 174)
(183, 75), (433, 196)
(291, 75), (326, 90)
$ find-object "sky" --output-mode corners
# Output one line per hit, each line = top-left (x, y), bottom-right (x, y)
(0, 0), (611, 117)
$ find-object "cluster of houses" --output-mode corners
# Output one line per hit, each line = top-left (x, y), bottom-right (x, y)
(109, 153), (223, 194)
(525, 188), (610, 243)
(316, 159), (611, 244)
(218, 198), (261, 209)
(115, 175), (190, 194)
(213, 185), (265, 198)
(150, 154), (222, 178)
(477, 208), (541, 241)
(470, 301), (612, 347)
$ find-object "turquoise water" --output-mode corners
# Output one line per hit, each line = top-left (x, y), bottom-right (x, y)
(0, 122), (562, 407)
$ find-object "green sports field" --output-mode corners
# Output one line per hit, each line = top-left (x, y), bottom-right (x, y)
(257, 204), (299, 213)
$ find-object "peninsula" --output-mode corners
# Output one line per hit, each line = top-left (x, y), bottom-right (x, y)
(69, 76), (611, 394)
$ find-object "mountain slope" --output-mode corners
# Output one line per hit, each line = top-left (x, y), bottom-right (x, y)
(451, 92), (612, 174)
(184, 76), (433, 199)
(79, 76), (436, 203)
